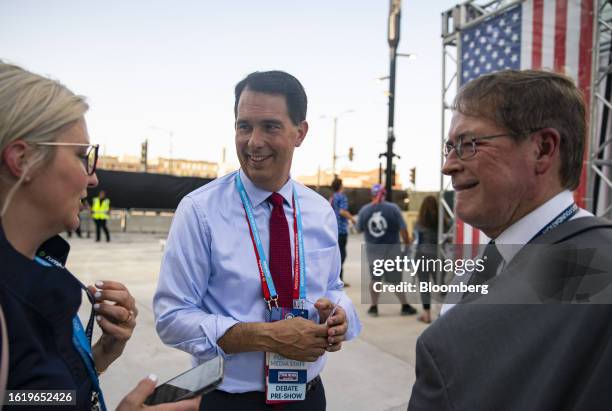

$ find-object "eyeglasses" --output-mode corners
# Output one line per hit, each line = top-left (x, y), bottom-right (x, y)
(443, 133), (515, 160)
(36, 142), (99, 175)
(444, 128), (545, 160)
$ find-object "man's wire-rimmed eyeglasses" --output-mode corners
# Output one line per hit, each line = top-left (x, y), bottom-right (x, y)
(443, 133), (514, 160)
(36, 142), (99, 175)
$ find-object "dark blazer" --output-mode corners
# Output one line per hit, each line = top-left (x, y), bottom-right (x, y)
(0, 228), (93, 411)
(408, 217), (612, 411)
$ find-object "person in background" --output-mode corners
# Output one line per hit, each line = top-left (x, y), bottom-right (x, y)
(330, 177), (355, 286)
(357, 184), (416, 317)
(413, 195), (439, 324)
(92, 190), (111, 242)
(67, 198), (89, 238)
(0, 62), (196, 410)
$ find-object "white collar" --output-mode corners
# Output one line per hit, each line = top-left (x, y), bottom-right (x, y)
(442, 190), (588, 316)
(494, 190), (576, 264)
(238, 169), (294, 208)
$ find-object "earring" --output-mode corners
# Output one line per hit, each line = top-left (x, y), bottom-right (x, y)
(24, 176), (31, 183)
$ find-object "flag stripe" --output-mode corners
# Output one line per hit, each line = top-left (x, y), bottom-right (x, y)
(521, 0), (534, 68)
(554, 0), (568, 71)
(471, 229), (480, 257)
(456, 217), (464, 245)
(574, 0), (594, 208)
(455, 217), (465, 260)
(565, 0), (582, 80)
(542, 0), (556, 68)
(532, 0), (544, 68)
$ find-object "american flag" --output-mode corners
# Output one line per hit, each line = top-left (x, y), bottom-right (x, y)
(456, 0), (594, 250)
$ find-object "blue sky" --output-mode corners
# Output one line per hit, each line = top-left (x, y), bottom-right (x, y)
(1, 0), (459, 190)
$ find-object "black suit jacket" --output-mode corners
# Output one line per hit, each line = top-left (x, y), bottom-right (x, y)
(408, 217), (612, 411)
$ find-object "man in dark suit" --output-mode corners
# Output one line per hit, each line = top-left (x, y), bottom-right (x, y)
(408, 70), (612, 410)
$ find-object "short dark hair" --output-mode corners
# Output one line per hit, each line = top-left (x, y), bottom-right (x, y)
(453, 69), (585, 190)
(331, 178), (343, 192)
(234, 71), (307, 126)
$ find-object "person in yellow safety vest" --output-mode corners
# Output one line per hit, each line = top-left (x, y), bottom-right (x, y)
(91, 190), (111, 242)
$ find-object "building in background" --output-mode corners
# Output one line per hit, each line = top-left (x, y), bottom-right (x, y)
(98, 155), (142, 172)
(297, 168), (402, 189)
(98, 155), (218, 178)
(217, 147), (240, 178)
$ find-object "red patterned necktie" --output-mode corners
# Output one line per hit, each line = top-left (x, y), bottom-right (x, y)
(267, 192), (293, 309)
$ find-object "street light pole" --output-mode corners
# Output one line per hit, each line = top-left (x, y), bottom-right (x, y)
(332, 116), (338, 176)
(385, 0), (401, 201)
(322, 110), (354, 178)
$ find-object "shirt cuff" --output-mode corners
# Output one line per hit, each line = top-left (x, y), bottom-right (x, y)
(204, 315), (240, 360)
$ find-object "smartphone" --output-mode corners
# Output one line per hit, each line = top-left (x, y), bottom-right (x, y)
(144, 356), (224, 405)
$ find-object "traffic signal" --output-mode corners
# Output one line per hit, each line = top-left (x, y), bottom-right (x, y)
(348, 147), (354, 161)
(410, 167), (416, 185)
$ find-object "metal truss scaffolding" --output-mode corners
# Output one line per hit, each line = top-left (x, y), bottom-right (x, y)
(589, 0), (612, 218)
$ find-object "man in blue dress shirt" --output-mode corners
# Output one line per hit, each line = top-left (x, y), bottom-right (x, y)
(154, 70), (361, 410)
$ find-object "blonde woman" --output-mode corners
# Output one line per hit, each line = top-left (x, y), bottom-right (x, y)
(0, 62), (196, 410)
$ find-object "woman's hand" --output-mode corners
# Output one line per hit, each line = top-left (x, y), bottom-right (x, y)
(88, 280), (138, 372)
(116, 375), (200, 411)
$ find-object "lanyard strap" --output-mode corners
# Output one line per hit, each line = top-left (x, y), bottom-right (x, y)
(33, 255), (106, 411)
(292, 191), (307, 304)
(235, 173), (306, 309)
(72, 318), (107, 411)
(35, 255), (95, 343)
(528, 203), (579, 243)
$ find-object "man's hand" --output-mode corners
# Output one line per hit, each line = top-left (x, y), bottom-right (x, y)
(315, 298), (348, 353)
(268, 317), (329, 362)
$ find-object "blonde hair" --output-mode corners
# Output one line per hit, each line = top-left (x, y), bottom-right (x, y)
(0, 62), (88, 216)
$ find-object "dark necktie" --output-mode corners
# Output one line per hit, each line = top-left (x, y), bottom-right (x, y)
(463, 241), (503, 299)
(470, 241), (503, 286)
(267, 193), (293, 309)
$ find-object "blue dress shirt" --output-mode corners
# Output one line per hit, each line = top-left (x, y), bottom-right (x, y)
(154, 169), (362, 393)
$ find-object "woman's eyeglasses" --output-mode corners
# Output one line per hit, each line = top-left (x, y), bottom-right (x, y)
(36, 142), (99, 176)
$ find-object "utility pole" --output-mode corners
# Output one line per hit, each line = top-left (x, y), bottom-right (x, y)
(322, 110), (353, 177)
(332, 116), (338, 176)
(384, 0), (401, 201)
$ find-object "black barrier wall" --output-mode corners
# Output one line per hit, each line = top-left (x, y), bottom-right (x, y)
(89, 169), (408, 212)
(88, 169), (214, 210)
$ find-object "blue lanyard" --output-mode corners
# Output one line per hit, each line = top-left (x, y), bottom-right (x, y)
(294, 185), (307, 303)
(528, 203), (579, 243)
(72, 318), (107, 411)
(34, 256), (107, 411)
(235, 173), (307, 308)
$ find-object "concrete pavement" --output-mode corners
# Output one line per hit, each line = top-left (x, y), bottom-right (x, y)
(66, 232), (433, 410)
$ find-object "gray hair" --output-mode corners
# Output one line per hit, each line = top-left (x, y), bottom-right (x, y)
(0, 61), (88, 216)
